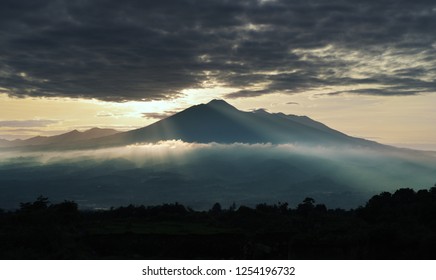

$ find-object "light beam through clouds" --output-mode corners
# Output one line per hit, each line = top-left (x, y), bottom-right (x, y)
(0, 141), (435, 209)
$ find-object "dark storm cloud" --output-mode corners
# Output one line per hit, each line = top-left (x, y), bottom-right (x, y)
(1, 0), (436, 101)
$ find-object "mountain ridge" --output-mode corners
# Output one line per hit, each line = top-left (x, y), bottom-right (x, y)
(0, 128), (120, 148)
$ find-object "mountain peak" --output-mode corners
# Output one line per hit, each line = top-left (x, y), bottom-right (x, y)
(205, 99), (237, 111)
(252, 108), (269, 115)
(207, 99), (232, 106)
(82, 127), (120, 137)
(85, 127), (110, 133)
(86, 127), (102, 132)
(207, 99), (228, 105)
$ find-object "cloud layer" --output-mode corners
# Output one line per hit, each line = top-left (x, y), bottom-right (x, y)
(1, 0), (436, 101)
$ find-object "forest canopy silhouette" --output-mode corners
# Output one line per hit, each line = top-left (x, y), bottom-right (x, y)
(1, 186), (436, 259)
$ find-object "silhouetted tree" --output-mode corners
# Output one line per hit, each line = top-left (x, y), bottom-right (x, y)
(51, 200), (78, 213)
(278, 202), (288, 213)
(19, 196), (50, 212)
(256, 203), (277, 213)
(50, 200), (79, 222)
(297, 197), (315, 215)
(392, 188), (415, 204)
(210, 202), (222, 214)
(314, 203), (327, 213)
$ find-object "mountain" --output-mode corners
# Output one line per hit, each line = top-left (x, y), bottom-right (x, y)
(0, 128), (120, 148)
(58, 99), (382, 150)
(0, 100), (394, 151)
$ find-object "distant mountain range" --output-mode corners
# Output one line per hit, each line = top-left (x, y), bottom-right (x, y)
(0, 128), (119, 148)
(0, 100), (388, 151)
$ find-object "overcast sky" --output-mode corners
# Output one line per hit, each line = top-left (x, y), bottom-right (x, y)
(1, 0), (436, 149)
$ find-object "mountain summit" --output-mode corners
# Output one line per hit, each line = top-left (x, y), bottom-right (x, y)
(206, 99), (239, 111)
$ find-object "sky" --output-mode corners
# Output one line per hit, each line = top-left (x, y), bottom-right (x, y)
(1, 0), (436, 150)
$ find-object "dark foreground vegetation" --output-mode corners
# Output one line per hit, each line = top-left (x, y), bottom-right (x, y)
(1, 187), (436, 259)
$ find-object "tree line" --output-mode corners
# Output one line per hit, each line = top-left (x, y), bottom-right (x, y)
(1, 186), (436, 259)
